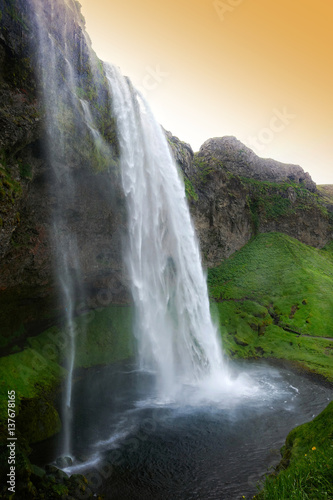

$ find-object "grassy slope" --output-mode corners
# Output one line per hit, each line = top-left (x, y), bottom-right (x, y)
(254, 402), (333, 499)
(208, 232), (333, 381)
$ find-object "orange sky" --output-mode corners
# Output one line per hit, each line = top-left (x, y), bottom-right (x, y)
(79, 0), (333, 184)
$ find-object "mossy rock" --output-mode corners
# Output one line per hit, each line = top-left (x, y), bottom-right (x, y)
(16, 397), (61, 444)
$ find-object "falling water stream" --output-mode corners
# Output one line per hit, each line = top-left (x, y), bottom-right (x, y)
(32, 12), (83, 455)
(105, 64), (226, 400)
(27, 1), (332, 498)
(29, 0), (115, 457)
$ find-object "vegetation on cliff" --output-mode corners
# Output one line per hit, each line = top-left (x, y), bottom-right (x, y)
(318, 184), (333, 212)
(193, 154), (332, 232)
(241, 177), (332, 232)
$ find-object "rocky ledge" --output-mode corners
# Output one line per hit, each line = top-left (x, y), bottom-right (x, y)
(198, 136), (316, 192)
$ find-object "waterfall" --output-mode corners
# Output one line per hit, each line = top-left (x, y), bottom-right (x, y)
(29, 0), (227, 461)
(30, 4), (82, 456)
(105, 65), (225, 399)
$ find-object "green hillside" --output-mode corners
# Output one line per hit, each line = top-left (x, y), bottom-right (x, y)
(208, 232), (333, 381)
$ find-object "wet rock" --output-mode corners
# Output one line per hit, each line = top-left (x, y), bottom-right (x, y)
(30, 464), (46, 479)
(45, 464), (60, 475)
(56, 456), (73, 468)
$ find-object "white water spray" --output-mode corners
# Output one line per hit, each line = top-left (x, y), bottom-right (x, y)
(106, 65), (226, 399)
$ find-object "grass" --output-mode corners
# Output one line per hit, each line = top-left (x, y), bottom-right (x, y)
(1, 225), (332, 497)
(184, 175), (198, 201)
(254, 402), (333, 499)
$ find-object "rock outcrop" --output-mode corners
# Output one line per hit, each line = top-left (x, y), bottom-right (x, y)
(198, 136), (317, 192)
(165, 130), (194, 177)
(169, 137), (332, 267)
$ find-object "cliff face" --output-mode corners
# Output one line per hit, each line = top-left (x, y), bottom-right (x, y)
(0, 0), (129, 349)
(165, 130), (195, 178)
(169, 136), (332, 267)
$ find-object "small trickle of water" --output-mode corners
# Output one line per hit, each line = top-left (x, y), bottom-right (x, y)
(105, 64), (227, 399)
(28, 0), (115, 457)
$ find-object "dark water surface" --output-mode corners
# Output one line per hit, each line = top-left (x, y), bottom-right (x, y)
(33, 360), (332, 499)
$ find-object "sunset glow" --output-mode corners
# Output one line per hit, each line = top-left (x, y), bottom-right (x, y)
(80, 0), (333, 184)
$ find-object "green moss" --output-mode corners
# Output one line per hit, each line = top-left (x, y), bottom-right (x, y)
(0, 348), (65, 422)
(56, 93), (118, 174)
(0, 156), (22, 204)
(317, 184), (333, 206)
(322, 239), (333, 259)
(193, 154), (215, 185)
(16, 398), (61, 444)
(27, 305), (134, 369)
(76, 85), (97, 103)
(5, 0), (29, 31)
(241, 177), (331, 224)
(184, 176), (198, 201)
(73, 304), (134, 367)
(51, 483), (70, 496)
(19, 161), (33, 180)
